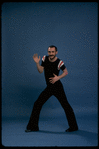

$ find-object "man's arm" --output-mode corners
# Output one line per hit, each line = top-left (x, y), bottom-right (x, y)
(49, 68), (68, 84)
(36, 63), (44, 74)
(58, 68), (68, 80)
(33, 54), (44, 74)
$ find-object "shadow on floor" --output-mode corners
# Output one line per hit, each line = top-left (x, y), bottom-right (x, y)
(39, 129), (98, 145)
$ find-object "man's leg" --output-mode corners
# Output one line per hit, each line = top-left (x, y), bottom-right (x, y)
(26, 86), (52, 131)
(54, 82), (78, 131)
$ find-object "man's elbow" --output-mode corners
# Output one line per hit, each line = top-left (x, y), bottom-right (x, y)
(39, 70), (44, 74)
(39, 71), (43, 74)
(39, 66), (44, 74)
(65, 72), (68, 75)
(64, 69), (68, 76)
(66, 70), (68, 75)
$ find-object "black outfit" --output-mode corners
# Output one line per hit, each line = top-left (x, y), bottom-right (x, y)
(26, 56), (78, 131)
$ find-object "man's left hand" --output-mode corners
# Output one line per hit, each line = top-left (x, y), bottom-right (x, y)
(49, 74), (59, 84)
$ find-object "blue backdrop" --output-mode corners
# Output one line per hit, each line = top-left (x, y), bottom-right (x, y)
(2, 2), (98, 119)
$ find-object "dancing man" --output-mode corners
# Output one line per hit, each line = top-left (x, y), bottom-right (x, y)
(25, 45), (78, 132)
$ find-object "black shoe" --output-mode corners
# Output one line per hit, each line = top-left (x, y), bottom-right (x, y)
(25, 127), (39, 132)
(25, 129), (32, 132)
(65, 127), (78, 132)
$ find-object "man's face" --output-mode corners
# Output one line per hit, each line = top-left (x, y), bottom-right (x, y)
(48, 47), (58, 60)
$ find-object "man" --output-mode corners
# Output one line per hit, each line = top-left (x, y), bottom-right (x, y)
(25, 45), (78, 132)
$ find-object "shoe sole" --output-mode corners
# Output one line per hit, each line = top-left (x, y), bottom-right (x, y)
(25, 129), (39, 132)
(65, 129), (78, 132)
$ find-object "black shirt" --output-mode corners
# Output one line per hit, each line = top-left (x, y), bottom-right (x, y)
(41, 55), (66, 85)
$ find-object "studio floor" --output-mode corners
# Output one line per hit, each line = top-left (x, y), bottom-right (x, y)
(2, 110), (98, 147)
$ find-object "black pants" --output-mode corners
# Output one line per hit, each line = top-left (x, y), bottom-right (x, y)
(27, 81), (78, 130)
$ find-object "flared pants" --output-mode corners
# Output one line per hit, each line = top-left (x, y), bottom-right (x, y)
(27, 81), (78, 130)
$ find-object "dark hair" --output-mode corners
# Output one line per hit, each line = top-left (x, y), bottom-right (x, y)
(48, 45), (58, 51)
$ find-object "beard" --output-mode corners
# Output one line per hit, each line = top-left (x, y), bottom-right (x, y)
(49, 55), (56, 60)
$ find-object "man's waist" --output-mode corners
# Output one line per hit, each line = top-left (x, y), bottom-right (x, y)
(46, 80), (61, 86)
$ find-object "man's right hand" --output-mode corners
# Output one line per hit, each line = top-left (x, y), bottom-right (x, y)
(33, 54), (40, 64)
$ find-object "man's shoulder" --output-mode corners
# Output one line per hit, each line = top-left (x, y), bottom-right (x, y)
(42, 55), (48, 62)
(57, 57), (65, 63)
(57, 57), (63, 63)
(57, 58), (65, 70)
